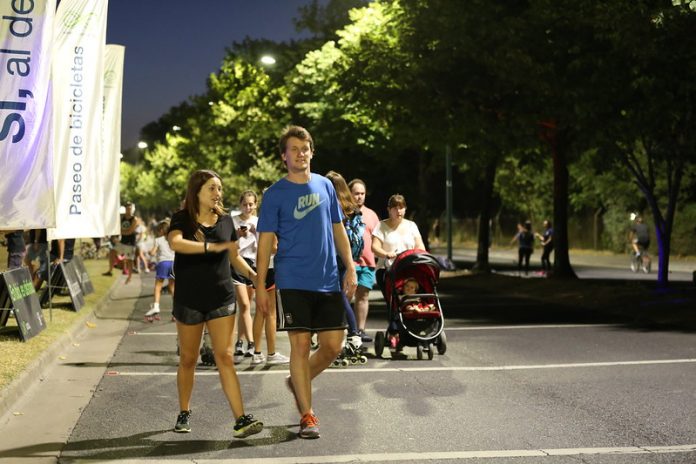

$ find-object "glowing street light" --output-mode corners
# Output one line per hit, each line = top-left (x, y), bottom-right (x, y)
(172, 125), (181, 132)
(137, 141), (148, 149)
(260, 55), (276, 66)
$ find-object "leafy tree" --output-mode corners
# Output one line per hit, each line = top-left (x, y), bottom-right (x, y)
(126, 58), (288, 213)
(595, 0), (696, 284)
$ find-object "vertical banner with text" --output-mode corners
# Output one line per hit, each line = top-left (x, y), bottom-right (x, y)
(0, 0), (56, 230)
(103, 44), (124, 235)
(49, 0), (108, 240)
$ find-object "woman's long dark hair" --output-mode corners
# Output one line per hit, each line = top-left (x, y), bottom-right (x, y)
(182, 169), (227, 241)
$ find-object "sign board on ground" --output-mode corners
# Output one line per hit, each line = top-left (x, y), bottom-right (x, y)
(0, 268), (46, 341)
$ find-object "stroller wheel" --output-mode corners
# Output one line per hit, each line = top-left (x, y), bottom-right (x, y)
(437, 331), (447, 355)
(374, 331), (385, 358)
(427, 343), (435, 360)
(416, 344), (424, 360)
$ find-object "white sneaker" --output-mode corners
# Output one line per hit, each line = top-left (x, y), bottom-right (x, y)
(250, 353), (266, 365)
(266, 352), (290, 365)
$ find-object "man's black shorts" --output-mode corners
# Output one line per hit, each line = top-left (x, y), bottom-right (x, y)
(276, 289), (347, 331)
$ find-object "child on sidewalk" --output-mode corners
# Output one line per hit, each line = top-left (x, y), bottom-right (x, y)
(146, 219), (175, 321)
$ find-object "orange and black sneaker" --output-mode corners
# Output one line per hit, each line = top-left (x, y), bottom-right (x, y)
(299, 412), (320, 439)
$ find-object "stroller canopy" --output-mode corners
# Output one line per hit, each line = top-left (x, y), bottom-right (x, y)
(385, 249), (441, 296)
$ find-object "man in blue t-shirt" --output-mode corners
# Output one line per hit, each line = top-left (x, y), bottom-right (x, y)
(256, 125), (357, 440)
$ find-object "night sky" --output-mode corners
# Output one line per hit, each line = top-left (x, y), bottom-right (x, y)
(105, 0), (313, 150)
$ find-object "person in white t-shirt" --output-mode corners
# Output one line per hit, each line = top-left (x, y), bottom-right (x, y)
(372, 194), (425, 292)
(145, 219), (175, 320)
(231, 191), (259, 363)
(231, 191), (289, 366)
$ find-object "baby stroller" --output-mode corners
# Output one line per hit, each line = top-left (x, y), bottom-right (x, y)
(374, 249), (447, 360)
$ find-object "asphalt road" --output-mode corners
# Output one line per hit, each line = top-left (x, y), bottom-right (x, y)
(51, 268), (696, 464)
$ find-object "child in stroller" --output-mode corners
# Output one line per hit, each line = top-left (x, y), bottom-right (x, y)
(401, 278), (436, 313)
(374, 250), (447, 360)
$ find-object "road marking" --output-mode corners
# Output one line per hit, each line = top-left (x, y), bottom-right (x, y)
(131, 324), (616, 337)
(111, 358), (696, 376)
(82, 444), (696, 463)
(441, 324), (617, 331)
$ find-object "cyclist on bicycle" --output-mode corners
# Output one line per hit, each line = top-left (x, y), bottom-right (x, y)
(629, 216), (650, 256)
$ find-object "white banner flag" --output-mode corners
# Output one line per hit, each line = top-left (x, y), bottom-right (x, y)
(0, 0), (56, 230)
(49, 0), (108, 240)
(103, 44), (124, 236)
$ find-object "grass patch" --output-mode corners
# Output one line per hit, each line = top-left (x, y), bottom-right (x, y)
(0, 258), (115, 391)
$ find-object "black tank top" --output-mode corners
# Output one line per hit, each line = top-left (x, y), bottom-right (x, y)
(121, 215), (136, 246)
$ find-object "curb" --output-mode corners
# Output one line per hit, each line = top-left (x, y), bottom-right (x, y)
(0, 277), (121, 419)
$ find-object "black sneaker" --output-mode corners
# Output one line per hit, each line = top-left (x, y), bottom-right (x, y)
(359, 330), (373, 343)
(233, 340), (244, 364)
(233, 414), (263, 438)
(174, 410), (191, 433)
(244, 341), (255, 357)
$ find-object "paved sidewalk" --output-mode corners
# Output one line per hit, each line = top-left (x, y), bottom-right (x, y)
(0, 277), (142, 463)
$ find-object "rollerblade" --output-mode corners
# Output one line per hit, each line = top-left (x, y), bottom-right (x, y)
(331, 335), (366, 367)
(331, 349), (350, 368)
(144, 305), (161, 322)
(343, 334), (368, 365)
(199, 331), (215, 366)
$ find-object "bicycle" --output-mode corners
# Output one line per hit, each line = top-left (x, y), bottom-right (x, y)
(629, 248), (651, 274)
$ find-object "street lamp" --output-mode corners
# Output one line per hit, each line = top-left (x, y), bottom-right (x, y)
(172, 125), (181, 132)
(260, 55), (276, 66)
(137, 141), (148, 149)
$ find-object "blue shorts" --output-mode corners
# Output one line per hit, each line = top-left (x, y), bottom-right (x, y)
(155, 260), (174, 280)
(355, 266), (376, 289)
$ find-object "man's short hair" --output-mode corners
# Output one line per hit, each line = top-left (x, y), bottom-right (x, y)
(348, 178), (366, 190)
(279, 125), (314, 155)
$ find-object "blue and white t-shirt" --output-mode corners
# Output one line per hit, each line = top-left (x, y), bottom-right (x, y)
(258, 173), (342, 292)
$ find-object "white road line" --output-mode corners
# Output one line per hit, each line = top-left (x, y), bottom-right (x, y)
(440, 324), (617, 331)
(80, 444), (696, 463)
(110, 358), (696, 376)
(130, 324), (616, 337)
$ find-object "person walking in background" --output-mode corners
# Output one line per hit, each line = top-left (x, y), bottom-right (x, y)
(326, 170), (366, 362)
(146, 219), (175, 321)
(255, 125), (358, 439)
(511, 220), (534, 275)
(231, 191), (259, 364)
(4, 230), (26, 270)
(134, 221), (150, 274)
(103, 202), (140, 284)
(168, 169), (263, 438)
(535, 220), (554, 274)
(372, 194), (426, 293)
(250, 232), (290, 366)
(348, 178), (380, 343)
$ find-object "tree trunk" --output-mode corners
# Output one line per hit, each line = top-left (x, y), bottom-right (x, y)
(593, 207), (603, 250)
(542, 123), (577, 279)
(625, 145), (684, 287)
(473, 159), (497, 273)
(643, 160), (682, 286)
(415, 150), (431, 249)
